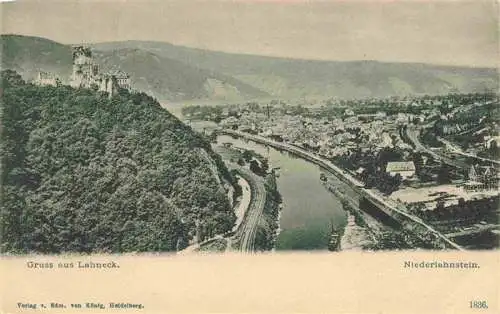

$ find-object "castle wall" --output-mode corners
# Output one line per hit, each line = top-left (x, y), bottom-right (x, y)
(35, 72), (59, 86)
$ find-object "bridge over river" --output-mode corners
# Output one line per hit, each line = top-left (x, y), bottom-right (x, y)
(219, 129), (464, 251)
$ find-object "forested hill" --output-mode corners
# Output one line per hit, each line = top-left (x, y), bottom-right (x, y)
(0, 70), (236, 254)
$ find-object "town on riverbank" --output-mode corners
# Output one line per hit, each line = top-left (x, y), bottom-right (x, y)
(182, 93), (499, 252)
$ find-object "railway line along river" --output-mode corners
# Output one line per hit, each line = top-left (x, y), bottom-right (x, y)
(215, 135), (347, 250)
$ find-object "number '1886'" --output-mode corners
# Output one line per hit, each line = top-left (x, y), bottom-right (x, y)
(470, 300), (488, 309)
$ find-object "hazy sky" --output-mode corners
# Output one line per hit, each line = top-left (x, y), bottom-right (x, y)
(1, 0), (498, 67)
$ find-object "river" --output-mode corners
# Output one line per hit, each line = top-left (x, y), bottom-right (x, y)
(215, 135), (347, 250)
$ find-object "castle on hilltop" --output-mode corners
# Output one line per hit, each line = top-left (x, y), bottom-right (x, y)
(70, 45), (131, 96)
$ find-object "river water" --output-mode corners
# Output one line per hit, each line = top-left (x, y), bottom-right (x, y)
(216, 135), (347, 250)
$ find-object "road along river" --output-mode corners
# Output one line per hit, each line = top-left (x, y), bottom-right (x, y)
(215, 135), (347, 251)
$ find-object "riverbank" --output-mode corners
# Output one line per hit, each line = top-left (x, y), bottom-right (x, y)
(232, 176), (251, 233)
(320, 180), (375, 250)
(340, 213), (372, 251)
(221, 130), (466, 250)
(211, 142), (284, 251)
(217, 134), (346, 250)
(230, 166), (281, 252)
(253, 172), (282, 251)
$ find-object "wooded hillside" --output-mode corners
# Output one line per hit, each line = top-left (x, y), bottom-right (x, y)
(0, 70), (236, 253)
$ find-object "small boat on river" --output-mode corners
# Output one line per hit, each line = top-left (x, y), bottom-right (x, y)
(328, 221), (341, 252)
(320, 173), (327, 182)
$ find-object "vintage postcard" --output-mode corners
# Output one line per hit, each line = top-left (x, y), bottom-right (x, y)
(0, 0), (498, 313)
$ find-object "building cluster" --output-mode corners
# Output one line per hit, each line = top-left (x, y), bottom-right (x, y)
(216, 98), (498, 204)
(219, 108), (414, 159)
(464, 164), (499, 192)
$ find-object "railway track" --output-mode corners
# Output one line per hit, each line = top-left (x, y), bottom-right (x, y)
(234, 167), (267, 253)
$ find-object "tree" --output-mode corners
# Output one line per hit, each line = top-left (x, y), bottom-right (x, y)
(260, 158), (269, 174)
(1, 69), (25, 87)
(377, 147), (402, 169)
(237, 158), (245, 166)
(249, 160), (260, 175)
(412, 152), (424, 174)
(242, 150), (253, 162)
(437, 164), (452, 184)
(489, 140), (499, 159)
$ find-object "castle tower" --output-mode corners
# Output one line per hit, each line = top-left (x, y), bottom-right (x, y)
(70, 45), (95, 88)
(98, 74), (119, 98)
(69, 46), (131, 94)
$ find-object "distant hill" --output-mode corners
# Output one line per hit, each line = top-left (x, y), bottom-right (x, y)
(1, 35), (497, 102)
(92, 48), (268, 102)
(93, 40), (499, 100)
(0, 35), (268, 102)
(0, 34), (73, 83)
